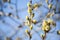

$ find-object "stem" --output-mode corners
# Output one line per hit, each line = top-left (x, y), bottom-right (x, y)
(16, 0), (19, 19)
(42, 32), (46, 40)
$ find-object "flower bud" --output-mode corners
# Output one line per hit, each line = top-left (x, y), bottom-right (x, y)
(33, 3), (39, 9)
(27, 2), (32, 7)
(31, 13), (34, 18)
(28, 8), (32, 14)
(32, 20), (37, 24)
(26, 16), (29, 20)
(42, 20), (48, 26)
(51, 22), (56, 26)
(25, 29), (28, 33)
(30, 25), (33, 30)
(46, 13), (51, 18)
(48, 4), (52, 9)
(40, 34), (45, 39)
(44, 26), (50, 32)
(57, 30), (60, 35)
(27, 21), (30, 26)
(47, 19), (53, 23)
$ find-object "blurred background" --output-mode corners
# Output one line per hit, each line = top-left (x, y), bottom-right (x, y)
(0, 0), (60, 40)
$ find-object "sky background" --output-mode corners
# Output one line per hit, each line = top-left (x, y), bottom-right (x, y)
(0, 0), (60, 40)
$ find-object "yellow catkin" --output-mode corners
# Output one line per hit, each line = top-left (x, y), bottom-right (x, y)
(42, 20), (51, 32)
(27, 21), (30, 26)
(44, 26), (50, 32)
(33, 3), (39, 9)
(48, 4), (52, 9)
(47, 19), (56, 26)
(25, 29), (28, 33)
(42, 26), (46, 31)
(26, 16), (29, 20)
(57, 30), (60, 35)
(32, 20), (37, 24)
(40, 34), (45, 38)
(28, 8), (32, 14)
(30, 25), (33, 30)
(27, 2), (32, 7)
(46, 13), (51, 18)
(45, 0), (48, 3)
(47, 19), (53, 23)
(42, 25), (50, 32)
(31, 13), (34, 18)
(42, 20), (48, 26)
